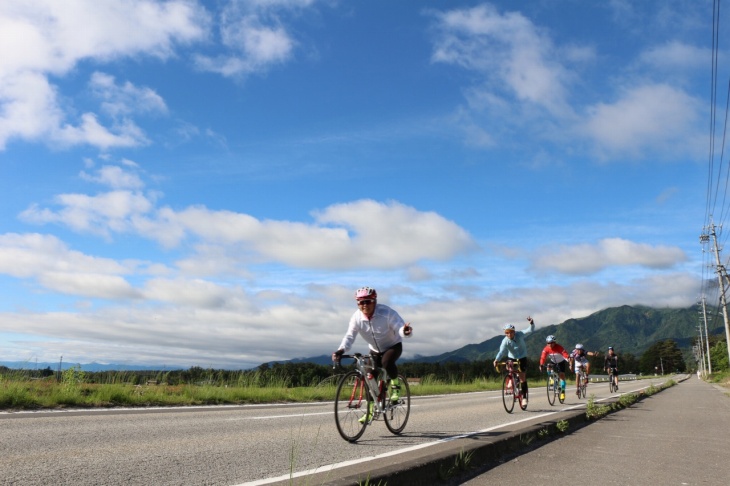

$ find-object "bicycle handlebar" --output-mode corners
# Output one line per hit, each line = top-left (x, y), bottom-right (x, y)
(331, 353), (369, 370)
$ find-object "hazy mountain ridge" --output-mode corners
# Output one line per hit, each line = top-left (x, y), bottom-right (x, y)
(0, 361), (182, 372)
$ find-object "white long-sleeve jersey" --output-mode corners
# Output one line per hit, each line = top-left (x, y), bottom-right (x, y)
(338, 303), (410, 354)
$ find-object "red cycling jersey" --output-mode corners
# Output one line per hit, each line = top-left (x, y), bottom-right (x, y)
(539, 343), (570, 366)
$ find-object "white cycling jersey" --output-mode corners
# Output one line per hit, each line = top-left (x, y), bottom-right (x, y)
(573, 356), (589, 373)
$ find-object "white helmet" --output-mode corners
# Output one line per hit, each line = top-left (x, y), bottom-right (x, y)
(575, 343), (584, 350)
(546, 335), (556, 343)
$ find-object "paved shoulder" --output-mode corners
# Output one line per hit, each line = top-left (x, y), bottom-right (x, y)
(461, 377), (730, 485)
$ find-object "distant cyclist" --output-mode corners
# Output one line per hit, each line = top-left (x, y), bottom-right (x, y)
(570, 343), (599, 383)
(539, 335), (570, 401)
(332, 287), (413, 421)
(604, 346), (619, 391)
(493, 316), (535, 408)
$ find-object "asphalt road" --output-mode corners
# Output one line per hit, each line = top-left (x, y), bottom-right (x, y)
(0, 376), (667, 486)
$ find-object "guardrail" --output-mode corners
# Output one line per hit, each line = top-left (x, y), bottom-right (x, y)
(590, 374), (637, 383)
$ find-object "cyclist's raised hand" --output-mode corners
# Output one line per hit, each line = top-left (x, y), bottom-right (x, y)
(403, 322), (413, 336)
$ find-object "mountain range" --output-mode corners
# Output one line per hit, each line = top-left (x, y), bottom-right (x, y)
(276, 304), (723, 366)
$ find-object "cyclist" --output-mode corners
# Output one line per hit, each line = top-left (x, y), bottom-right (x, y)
(332, 287), (413, 422)
(538, 335), (570, 401)
(492, 316), (535, 408)
(604, 346), (619, 391)
(569, 344), (599, 394)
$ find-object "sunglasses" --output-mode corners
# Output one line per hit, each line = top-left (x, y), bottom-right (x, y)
(357, 299), (375, 306)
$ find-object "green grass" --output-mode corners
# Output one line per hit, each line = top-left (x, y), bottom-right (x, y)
(0, 375), (507, 410)
(0, 372), (675, 411)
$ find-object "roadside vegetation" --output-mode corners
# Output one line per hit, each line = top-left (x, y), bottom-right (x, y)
(705, 370), (730, 391)
(0, 369), (504, 410)
(0, 362), (674, 411)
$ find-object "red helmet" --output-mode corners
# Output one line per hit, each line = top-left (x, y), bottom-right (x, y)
(355, 287), (377, 300)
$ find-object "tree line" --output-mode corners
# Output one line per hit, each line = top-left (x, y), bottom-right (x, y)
(3, 337), (723, 387)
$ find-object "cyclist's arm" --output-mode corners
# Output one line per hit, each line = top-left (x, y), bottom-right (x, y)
(337, 317), (361, 353)
(387, 308), (408, 337)
(521, 318), (536, 336)
(494, 340), (508, 365)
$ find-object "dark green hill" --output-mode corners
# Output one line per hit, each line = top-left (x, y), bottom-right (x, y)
(410, 304), (722, 363)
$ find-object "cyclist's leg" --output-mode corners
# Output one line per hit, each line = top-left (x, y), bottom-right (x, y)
(517, 357), (528, 400)
(381, 343), (403, 401)
(557, 361), (567, 392)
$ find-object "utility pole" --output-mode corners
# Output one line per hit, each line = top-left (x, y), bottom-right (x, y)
(695, 323), (706, 376)
(702, 223), (730, 367)
(697, 304), (707, 376)
(700, 296), (713, 374)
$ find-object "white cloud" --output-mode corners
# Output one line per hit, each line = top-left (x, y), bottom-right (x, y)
(0, 233), (139, 299)
(579, 83), (705, 160)
(531, 238), (688, 275)
(20, 190), (156, 238)
(21, 166), (478, 270)
(90, 72), (168, 118)
(79, 165), (145, 190)
(150, 199), (477, 269)
(0, 0), (208, 150)
(428, 4), (708, 162)
(639, 41), (709, 71)
(193, 2), (299, 78)
(0, 269), (700, 367)
(431, 4), (574, 118)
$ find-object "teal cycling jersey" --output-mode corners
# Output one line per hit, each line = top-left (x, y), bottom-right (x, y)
(494, 322), (535, 361)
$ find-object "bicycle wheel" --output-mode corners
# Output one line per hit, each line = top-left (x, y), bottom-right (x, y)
(502, 374), (516, 413)
(384, 375), (410, 435)
(546, 375), (556, 406)
(334, 370), (369, 442)
(580, 377), (587, 398)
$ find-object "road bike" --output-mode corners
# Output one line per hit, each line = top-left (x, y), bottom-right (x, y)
(545, 362), (565, 405)
(498, 359), (527, 413)
(575, 365), (588, 398)
(607, 368), (618, 393)
(332, 353), (411, 442)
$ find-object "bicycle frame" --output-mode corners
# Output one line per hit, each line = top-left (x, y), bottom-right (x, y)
(545, 362), (564, 405)
(575, 365), (588, 398)
(333, 353), (411, 442)
(607, 367), (618, 392)
(499, 359), (526, 413)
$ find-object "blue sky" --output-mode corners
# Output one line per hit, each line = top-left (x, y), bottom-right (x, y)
(0, 0), (717, 369)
